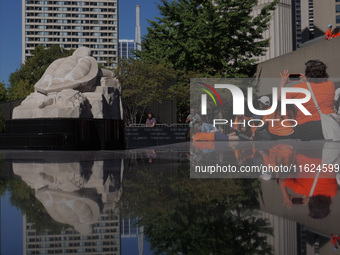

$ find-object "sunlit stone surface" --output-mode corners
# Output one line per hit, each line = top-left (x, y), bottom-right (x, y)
(12, 47), (123, 120)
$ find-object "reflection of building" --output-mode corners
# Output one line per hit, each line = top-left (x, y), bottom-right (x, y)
(260, 211), (298, 255)
(0, 199), (1, 255)
(23, 210), (120, 255)
(121, 217), (138, 238)
(121, 217), (144, 255)
(22, 0), (118, 68)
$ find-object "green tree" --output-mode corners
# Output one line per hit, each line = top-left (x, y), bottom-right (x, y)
(6, 79), (31, 101)
(0, 110), (4, 133)
(138, 0), (278, 77)
(0, 81), (5, 133)
(115, 58), (177, 125)
(0, 81), (6, 102)
(7, 45), (73, 100)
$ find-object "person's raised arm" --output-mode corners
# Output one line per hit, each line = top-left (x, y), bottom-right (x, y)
(278, 178), (293, 209)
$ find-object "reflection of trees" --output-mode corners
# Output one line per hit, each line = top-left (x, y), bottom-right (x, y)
(6, 179), (67, 234)
(0, 157), (69, 234)
(0, 156), (7, 197)
(121, 159), (273, 255)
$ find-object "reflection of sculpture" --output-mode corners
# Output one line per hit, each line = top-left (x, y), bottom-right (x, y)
(13, 47), (123, 120)
(35, 188), (100, 235)
(13, 159), (123, 234)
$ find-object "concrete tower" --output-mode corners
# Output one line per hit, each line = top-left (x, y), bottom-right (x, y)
(135, 5), (142, 51)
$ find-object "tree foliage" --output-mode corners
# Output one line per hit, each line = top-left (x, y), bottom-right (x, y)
(0, 110), (4, 133)
(7, 45), (73, 100)
(121, 157), (273, 255)
(138, 0), (278, 77)
(0, 82), (6, 133)
(115, 58), (177, 125)
(0, 81), (6, 102)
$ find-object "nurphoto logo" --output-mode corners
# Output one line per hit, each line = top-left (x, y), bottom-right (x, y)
(193, 79), (312, 129)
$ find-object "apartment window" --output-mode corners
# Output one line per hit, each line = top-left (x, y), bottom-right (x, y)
(337, 15), (340, 23)
(337, 5), (340, 12)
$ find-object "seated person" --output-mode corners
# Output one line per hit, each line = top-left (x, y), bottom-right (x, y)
(257, 105), (296, 140)
(334, 88), (340, 114)
(193, 125), (240, 141)
(229, 115), (253, 140)
(279, 177), (336, 219)
(229, 115), (252, 135)
(146, 113), (156, 127)
(278, 153), (337, 219)
(194, 123), (218, 133)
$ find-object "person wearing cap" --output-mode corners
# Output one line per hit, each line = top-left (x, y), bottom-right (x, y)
(252, 96), (271, 121)
(325, 24), (332, 40)
(258, 96), (271, 108)
(249, 96), (272, 140)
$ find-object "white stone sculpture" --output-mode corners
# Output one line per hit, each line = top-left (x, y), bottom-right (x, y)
(12, 47), (123, 120)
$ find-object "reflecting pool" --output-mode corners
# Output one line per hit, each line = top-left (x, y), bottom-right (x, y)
(1, 140), (340, 254)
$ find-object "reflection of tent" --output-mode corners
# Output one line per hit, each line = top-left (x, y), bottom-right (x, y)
(35, 188), (100, 235)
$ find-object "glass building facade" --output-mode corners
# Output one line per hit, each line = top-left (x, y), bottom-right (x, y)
(118, 39), (137, 59)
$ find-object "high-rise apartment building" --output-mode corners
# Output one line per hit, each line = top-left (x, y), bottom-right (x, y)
(22, 0), (118, 68)
(23, 210), (120, 255)
(256, 0), (340, 62)
(254, 0), (293, 62)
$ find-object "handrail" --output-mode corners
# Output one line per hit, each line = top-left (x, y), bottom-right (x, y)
(128, 123), (181, 127)
(128, 124), (146, 127)
(170, 123), (189, 127)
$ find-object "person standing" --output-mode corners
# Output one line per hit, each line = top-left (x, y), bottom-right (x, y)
(146, 113), (156, 127)
(325, 24), (332, 40)
(186, 108), (201, 128)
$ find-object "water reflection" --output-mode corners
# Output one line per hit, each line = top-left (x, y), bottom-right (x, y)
(13, 159), (123, 235)
(1, 153), (123, 254)
(122, 152), (273, 254)
(1, 140), (340, 254)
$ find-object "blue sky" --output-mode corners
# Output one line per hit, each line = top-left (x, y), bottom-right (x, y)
(1, 192), (23, 255)
(0, 0), (160, 84)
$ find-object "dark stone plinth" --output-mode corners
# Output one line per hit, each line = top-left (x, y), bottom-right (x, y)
(125, 126), (188, 149)
(0, 118), (125, 150)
